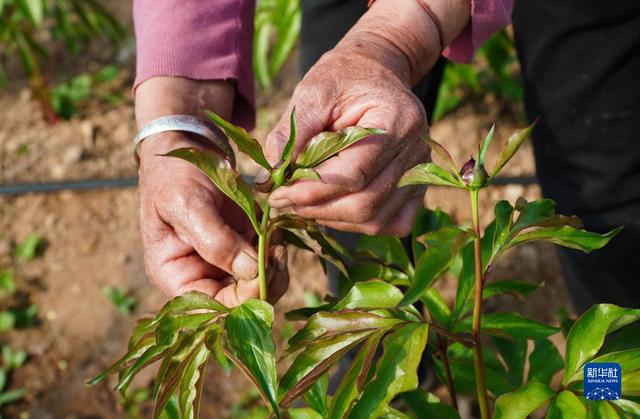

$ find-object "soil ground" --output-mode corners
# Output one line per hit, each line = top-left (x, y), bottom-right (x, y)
(0, 6), (572, 418)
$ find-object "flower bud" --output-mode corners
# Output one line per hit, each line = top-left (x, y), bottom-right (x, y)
(460, 157), (488, 188)
(460, 157), (476, 185)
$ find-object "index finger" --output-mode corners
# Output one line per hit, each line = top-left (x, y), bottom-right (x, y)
(269, 131), (399, 208)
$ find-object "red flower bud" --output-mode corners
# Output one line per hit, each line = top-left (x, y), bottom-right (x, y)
(460, 157), (476, 186)
(460, 157), (488, 188)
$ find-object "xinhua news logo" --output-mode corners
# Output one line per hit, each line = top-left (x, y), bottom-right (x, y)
(583, 362), (622, 401)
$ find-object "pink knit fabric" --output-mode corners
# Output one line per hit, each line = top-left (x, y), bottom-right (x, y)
(133, 0), (256, 128)
(133, 0), (512, 129)
(444, 0), (513, 63)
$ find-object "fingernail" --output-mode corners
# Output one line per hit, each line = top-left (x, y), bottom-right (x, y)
(254, 167), (271, 184)
(254, 167), (273, 193)
(269, 197), (293, 208)
(232, 250), (258, 280)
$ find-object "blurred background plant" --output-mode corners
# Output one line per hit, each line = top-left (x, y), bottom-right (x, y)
(433, 30), (522, 121)
(253, 0), (301, 91)
(0, 0), (124, 122)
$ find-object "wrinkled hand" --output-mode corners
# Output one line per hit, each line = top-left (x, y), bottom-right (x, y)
(138, 133), (288, 306)
(265, 43), (430, 236)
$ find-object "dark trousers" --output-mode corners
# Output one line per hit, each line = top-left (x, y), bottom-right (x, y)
(301, 0), (640, 312)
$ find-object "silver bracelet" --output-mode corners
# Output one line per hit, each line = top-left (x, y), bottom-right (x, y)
(133, 114), (236, 166)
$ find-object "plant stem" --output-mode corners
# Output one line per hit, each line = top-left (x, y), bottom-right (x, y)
(438, 335), (459, 411)
(257, 206), (271, 301)
(470, 189), (491, 419)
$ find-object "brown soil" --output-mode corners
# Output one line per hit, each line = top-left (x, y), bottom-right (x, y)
(0, 6), (572, 419)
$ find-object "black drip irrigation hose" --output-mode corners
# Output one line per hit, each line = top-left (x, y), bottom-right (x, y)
(0, 175), (538, 196)
(0, 177), (138, 195)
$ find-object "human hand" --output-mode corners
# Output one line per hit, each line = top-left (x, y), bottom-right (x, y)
(263, 0), (471, 236)
(135, 78), (287, 306)
(264, 44), (430, 236)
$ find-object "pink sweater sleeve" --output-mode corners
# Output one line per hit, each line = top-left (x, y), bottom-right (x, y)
(133, 0), (256, 129)
(444, 0), (513, 63)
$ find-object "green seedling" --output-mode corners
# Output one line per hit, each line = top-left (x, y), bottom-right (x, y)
(13, 234), (42, 262)
(253, 0), (301, 90)
(0, 0), (124, 122)
(103, 286), (137, 315)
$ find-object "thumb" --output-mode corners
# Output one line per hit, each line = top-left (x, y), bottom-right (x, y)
(264, 98), (330, 166)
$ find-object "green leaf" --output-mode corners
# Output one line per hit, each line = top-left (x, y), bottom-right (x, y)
(483, 279), (540, 301)
(225, 299), (279, 417)
(87, 334), (156, 386)
(509, 225), (622, 253)
(586, 400), (620, 419)
(411, 208), (456, 262)
(285, 311), (404, 356)
(454, 312), (558, 339)
(379, 406), (411, 419)
(348, 323), (429, 419)
(281, 108), (297, 165)
(288, 168), (321, 184)
(546, 391), (586, 419)
(14, 233), (42, 261)
(420, 288), (452, 327)
(268, 5), (301, 77)
(0, 388), (27, 406)
(556, 307), (575, 338)
(348, 262), (409, 286)
(117, 331), (199, 396)
(425, 137), (460, 178)
(494, 381), (555, 419)
(563, 304), (640, 386)
(612, 399), (640, 417)
(491, 121), (536, 177)
(274, 213), (350, 274)
(623, 369), (640, 396)
(15, 31), (37, 76)
(567, 349), (640, 385)
(492, 336), (527, 387)
(16, 0), (44, 26)
(279, 330), (374, 409)
(178, 342), (209, 419)
(253, 20), (273, 90)
(204, 323), (231, 374)
(155, 313), (216, 346)
(599, 323), (640, 353)
(103, 286), (137, 315)
(205, 110), (270, 169)
(328, 331), (385, 419)
(478, 124), (495, 166)
(152, 335), (205, 418)
(398, 162), (465, 188)
(528, 338), (564, 385)
(402, 390), (461, 419)
(271, 109), (298, 186)
(356, 235), (413, 275)
(0, 311), (16, 333)
(288, 407), (323, 419)
(296, 127), (385, 168)
(333, 281), (404, 310)
(165, 148), (259, 232)
(303, 373), (328, 418)
(156, 291), (228, 320)
(0, 270), (16, 298)
(401, 227), (469, 306)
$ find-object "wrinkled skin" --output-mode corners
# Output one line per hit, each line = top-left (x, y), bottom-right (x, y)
(265, 44), (430, 236)
(138, 131), (288, 307)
